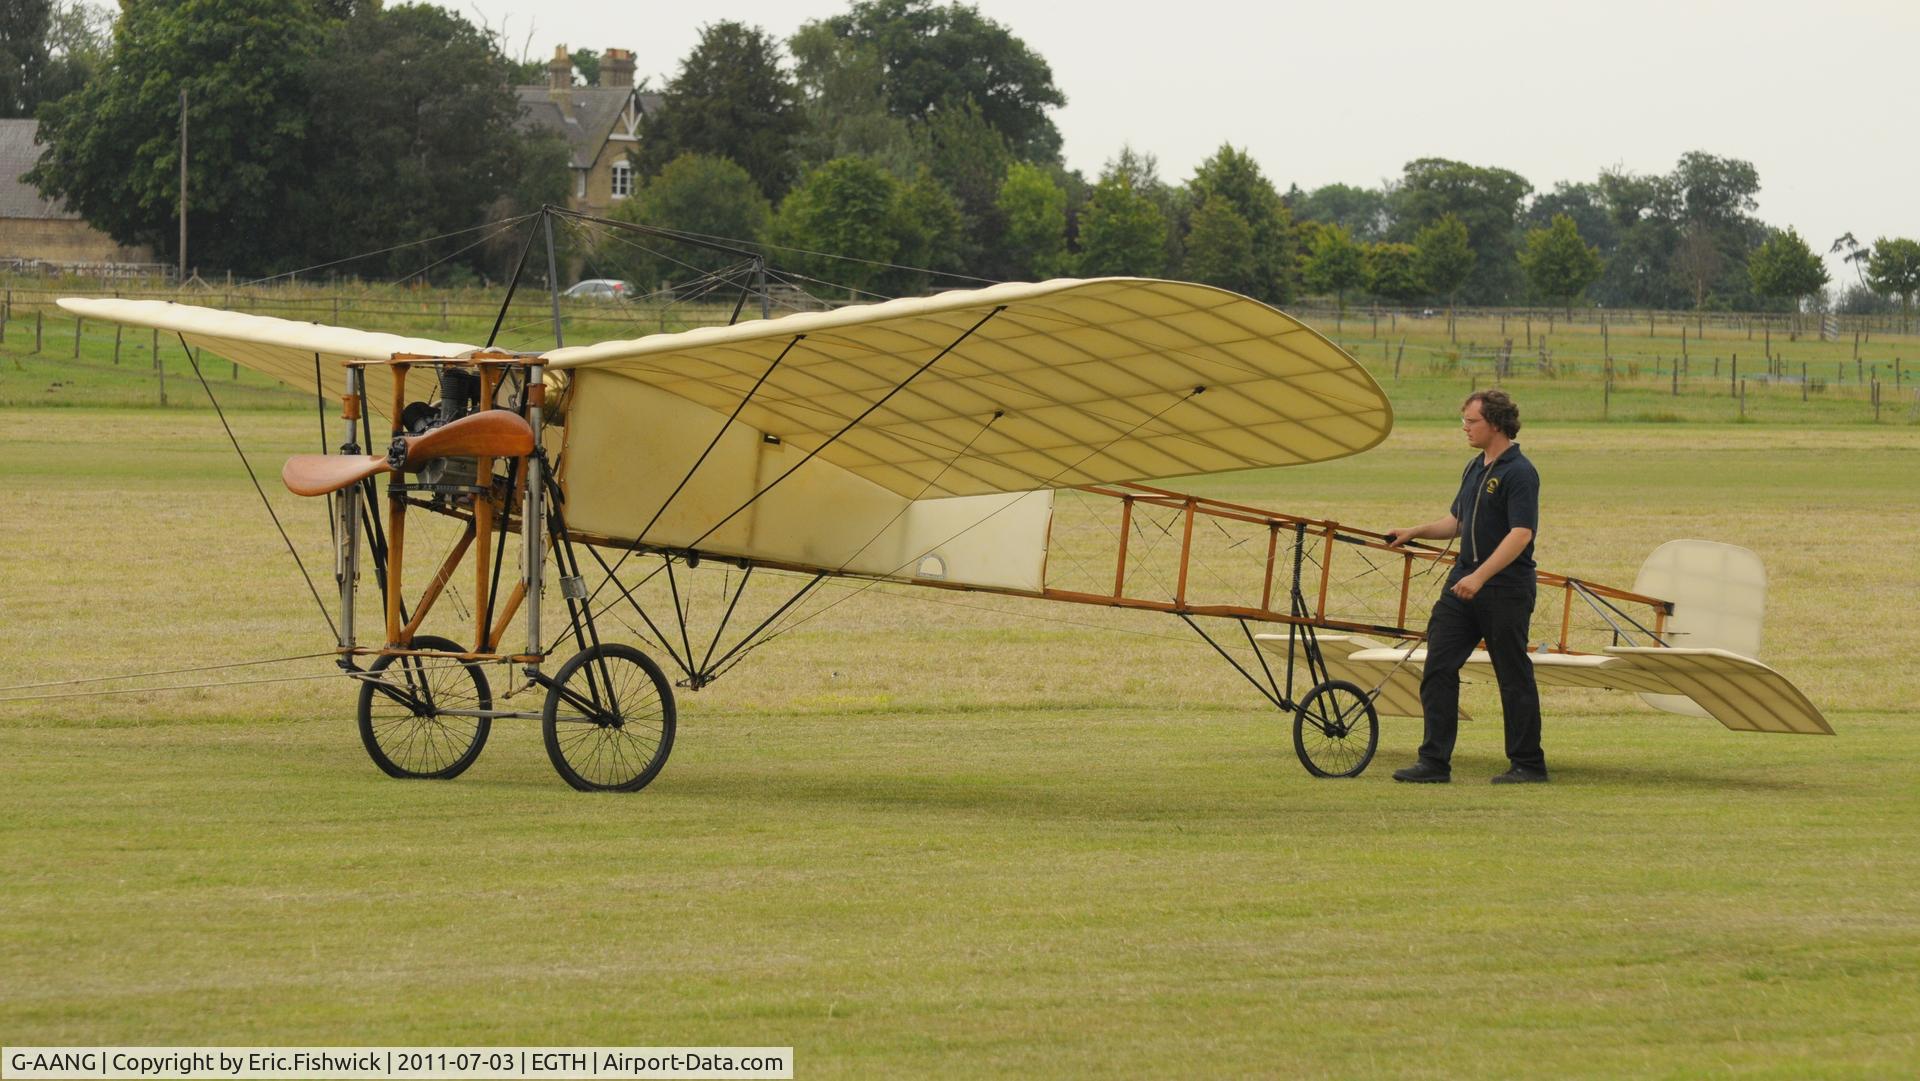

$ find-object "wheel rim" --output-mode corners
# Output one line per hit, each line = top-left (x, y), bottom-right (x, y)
(361, 647), (489, 778)
(1295, 681), (1377, 778)
(548, 649), (671, 789)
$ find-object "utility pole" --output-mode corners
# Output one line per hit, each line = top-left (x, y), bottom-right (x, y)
(178, 88), (188, 282)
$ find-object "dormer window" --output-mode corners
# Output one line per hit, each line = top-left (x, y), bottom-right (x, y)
(611, 160), (633, 199)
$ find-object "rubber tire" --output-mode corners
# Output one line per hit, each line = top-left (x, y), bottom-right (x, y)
(1292, 679), (1379, 778)
(541, 643), (676, 792)
(356, 634), (492, 779)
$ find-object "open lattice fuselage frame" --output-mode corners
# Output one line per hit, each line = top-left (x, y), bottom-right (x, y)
(339, 353), (1672, 672)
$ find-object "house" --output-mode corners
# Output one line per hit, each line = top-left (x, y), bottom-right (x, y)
(0, 119), (155, 270)
(515, 47), (662, 218)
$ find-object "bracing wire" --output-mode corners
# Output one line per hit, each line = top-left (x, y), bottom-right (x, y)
(238, 212), (538, 288)
(182, 334), (340, 641)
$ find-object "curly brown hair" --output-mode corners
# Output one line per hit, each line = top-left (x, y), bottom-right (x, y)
(1461, 390), (1521, 438)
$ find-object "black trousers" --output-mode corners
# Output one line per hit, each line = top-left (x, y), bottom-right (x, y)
(1417, 581), (1546, 773)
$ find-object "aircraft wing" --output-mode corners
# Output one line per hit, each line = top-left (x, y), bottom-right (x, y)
(545, 277), (1393, 499)
(56, 297), (480, 410)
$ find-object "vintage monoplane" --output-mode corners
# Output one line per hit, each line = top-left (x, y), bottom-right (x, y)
(57, 218), (1831, 791)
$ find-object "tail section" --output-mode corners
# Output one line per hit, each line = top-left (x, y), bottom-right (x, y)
(1631, 540), (1767, 717)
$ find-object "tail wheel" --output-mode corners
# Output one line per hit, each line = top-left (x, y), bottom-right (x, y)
(356, 635), (492, 779)
(1292, 679), (1378, 778)
(542, 643), (676, 792)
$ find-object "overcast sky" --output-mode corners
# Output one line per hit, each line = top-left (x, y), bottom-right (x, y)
(480, 1), (1909, 282)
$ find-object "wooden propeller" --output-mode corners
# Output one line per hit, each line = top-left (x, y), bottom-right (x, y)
(282, 410), (535, 497)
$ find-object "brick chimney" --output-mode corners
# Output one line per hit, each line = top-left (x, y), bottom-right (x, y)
(599, 48), (635, 88)
(546, 45), (572, 92)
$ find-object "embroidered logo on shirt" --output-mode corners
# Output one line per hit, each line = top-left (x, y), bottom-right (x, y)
(1485, 476), (1501, 494)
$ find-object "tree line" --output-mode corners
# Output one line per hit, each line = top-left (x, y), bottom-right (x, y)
(7, 0), (1919, 324)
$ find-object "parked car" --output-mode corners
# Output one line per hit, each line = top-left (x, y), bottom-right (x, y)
(562, 279), (635, 300)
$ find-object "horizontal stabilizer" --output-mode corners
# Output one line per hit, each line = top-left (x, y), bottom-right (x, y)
(1254, 635), (1831, 735)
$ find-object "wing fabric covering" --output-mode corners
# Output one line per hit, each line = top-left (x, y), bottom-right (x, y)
(546, 277), (1394, 501)
(55, 297), (478, 409)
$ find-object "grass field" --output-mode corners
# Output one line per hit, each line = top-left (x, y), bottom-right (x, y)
(2, 320), (1919, 1076)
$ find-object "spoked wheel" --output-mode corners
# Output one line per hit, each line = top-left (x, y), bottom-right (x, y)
(356, 634), (493, 779)
(542, 643), (676, 792)
(1292, 679), (1379, 778)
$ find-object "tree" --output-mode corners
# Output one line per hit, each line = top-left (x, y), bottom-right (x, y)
(604, 153), (771, 288)
(885, 166), (965, 294)
(996, 161), (1069, 280)
(2, 0), (112, 118)
(1830, 231), (1872, 289)
(1671, 223), (1722, 310)
(637, 21), (807, 202)
(28, 0), (330, 271)
(1519, 214), (1603, 317)
(1182, 196), (1257, 295)
(1103, 144), (1184, 273)
(1365, 242), (1424, 303)
(1594, 166), (1683, 309)
(1189, 144), (1293, 303)
(809, 0), (1065, 162)
(1672, 151), (1760, 230)
(1291, 182), (1391, 242)
(1300, 223), (1368, 321)
(915, 98), (1011, 273)
(1414, 215), (1475, 334)
(1076, 169), (1166, 278)
(1390, 157), (1531, 303)
(282, 3), (564, 280)
(1865, 237), (1920, 330)
(787, 22), (917, 173)
(1747, 227), (1829, 313)
(768, 156), (958, 298)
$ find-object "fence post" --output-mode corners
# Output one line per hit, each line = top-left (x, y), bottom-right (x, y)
(1603, 359), (1612, 419)
(1672, 359), (1679, 396)
(1873, 379), (1881, 422)
(1394, 338), (1404, 380)
(114, 324), (121, 364)
(1650, 308), (1655, 337)
(34, 309), (43, 353)
(73, 316), (82, 357)
(1739, 378), (1746, 419)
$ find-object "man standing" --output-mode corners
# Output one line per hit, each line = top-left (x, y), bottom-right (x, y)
(1383, 390), (1548, 784)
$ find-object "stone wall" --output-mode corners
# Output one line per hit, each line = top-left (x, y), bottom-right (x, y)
(0, 217), (152, 264)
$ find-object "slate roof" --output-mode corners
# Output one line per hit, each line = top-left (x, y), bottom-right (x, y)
(0, 119), (74, 220)
(513, 87), (661, 169)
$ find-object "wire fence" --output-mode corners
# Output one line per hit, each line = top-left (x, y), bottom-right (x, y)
(2, 277), (1916, 422)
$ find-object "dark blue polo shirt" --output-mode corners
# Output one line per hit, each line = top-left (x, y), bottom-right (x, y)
(1447, 443), (1539, 588)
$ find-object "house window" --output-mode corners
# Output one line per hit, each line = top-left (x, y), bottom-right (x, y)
(611, 160), (632, 199)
